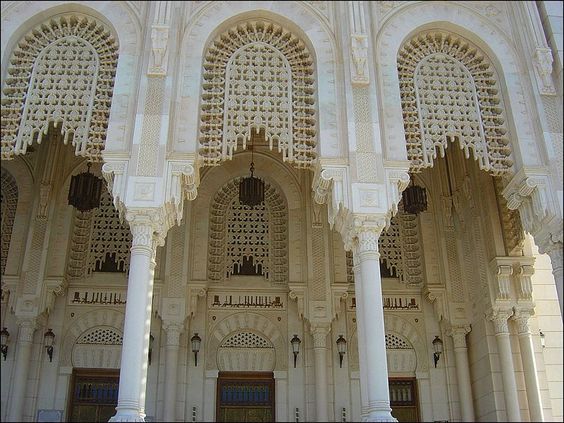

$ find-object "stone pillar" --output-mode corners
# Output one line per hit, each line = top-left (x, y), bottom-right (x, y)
(513, 309), (544, 421)
(354, 223), (396, 422)
(447, 325), (475, 422)
(542, 243), (563, 318)
(110, 219), (159, 422)
(352, 257), (369, 418)
(488, 309), (520, 421)
(311, 324), (330, 422)
(162, 322), (183, 422)
(7, 318), (37, 421)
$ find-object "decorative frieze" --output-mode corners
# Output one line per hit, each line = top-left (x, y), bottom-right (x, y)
(68, 289), (127, 306)
(347, 295), (420, 311)
(209, 294), (285, 310)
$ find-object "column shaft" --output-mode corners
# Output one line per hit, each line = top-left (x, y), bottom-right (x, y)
(353, 262), (369, 417)
(7, 321), (36, 421)
(515, 314), (544, 421)
(357, 246), (395, 422)
(163, 325), (181, 422)
(314, 346), (329, 421)
(449, 328), (475, 422)
(545, 247), (563, 318)
(111, 224), (156, 422)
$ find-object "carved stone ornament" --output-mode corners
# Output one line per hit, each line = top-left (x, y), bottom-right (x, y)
(495, 265), (513, 301)
(165, 161), (199, 225)
(16, 318), (37, 343)
(517, 265), (535, 300)
(1, 14), (119, 161)
(487, 308), (513, 334)
(1, 169), (18, 275)
(512, 308), (534, 335)
(533, 47), (556, 96)
(101, 161), (128, 217)
(310, 324), (330, 348)
(312, 164), (350, 227)
(398, 31), (512, 174)
(446, 324), (471, 349)
(350, 34), (369, 85)
(199, 20), (316, 168)
(162, 322), (183, 346)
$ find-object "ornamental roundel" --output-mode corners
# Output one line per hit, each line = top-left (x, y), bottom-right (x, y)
(1, 14), (119, 161)
(398, 31), (512, 175)
(199, 20), (316, 168)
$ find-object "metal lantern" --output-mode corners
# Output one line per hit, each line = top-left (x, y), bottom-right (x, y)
(191, 333), (202, 366)
(68, 162), (103, 212)
(44, 328), (55, 362)
(290, 334), (301, 368)
(239, 162), (264, 207)
(402, 183), (427, 215)
(336, 335), (347, 368)
(432, 335), (443, 368)
(0, 327), (9, 361)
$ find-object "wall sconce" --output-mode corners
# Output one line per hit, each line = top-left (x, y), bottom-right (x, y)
(0, 327), (10, 361)
(148, 333), (154, 365)
(336, 335), (347, 368)
(540, 331), (545, 348)
(44, 328), (55, 362)
(291, 334), (301, 368)
(191, 333), (201, 366)
(432, 335), (443, 367)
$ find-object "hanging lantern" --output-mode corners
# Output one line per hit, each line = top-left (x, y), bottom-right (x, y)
(239, 162), (265, 207)
(68, 162), (103, 212)
(402, 183), (427, 215)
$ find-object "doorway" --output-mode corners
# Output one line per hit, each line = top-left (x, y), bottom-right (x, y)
(217, 371), (275, 422)
(68, 368), (119, 422)
(389, 378), (420, 422)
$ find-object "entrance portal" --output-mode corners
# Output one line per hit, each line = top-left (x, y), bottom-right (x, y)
(216, 372), (275, 422)
(68, 369), (119, 422)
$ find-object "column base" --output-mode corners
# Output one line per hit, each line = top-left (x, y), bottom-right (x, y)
(109, 409), (146, 422)
(361, 409), (397, 422)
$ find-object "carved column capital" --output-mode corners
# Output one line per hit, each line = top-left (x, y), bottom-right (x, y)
(349, 214), (386, 259)
(310, 324), (330, 349)
(162, 321), (184, 347)
(446, 324), (471, 349)
(15, 318), (37, 343)
(487, 308), (513, 335)
(126, 207), (172, 253)
(512, 308), (534, 335)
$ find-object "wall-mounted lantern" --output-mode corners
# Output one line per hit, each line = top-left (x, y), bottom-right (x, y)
(191, 333), (201, 366)
(44, 329), (55, 362)
(432, 335), (443, 368)
(291, 334), (301, 368)
(0, 327), (10, 361)
(336, 335), (347, 368)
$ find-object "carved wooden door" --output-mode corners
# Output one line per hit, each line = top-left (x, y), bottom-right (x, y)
(389, 378), (420, 422)
(68, 369), (119, 422)
(217, 372), (275, 422)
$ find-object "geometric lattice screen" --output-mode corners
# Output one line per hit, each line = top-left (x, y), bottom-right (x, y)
(1, 14), (118, 161)
(199, 21), (316, 168)
(1, 168), (18, 275)
(398, 31), (512, 175)
(208, 177), (288, 284)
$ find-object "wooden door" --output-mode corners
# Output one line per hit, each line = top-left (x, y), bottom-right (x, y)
(68, 368), (119, 422)
(217, 371), (275, 422)
(389, 378), (420, 422)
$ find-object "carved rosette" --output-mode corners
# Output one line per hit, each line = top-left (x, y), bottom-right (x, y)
(487, 309), (512, 335)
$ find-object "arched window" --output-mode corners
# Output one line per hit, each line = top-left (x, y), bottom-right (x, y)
(209, 178), (288, 284)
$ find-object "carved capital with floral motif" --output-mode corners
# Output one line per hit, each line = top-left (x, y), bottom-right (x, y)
(487, 308), (513, 335)
(310, 323), (330, 349)
(446, 324), (471, 349)
(162, 321), (184, 347)
(512, 308), (534, 335)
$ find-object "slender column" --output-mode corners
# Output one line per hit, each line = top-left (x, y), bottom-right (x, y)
(7, 318), (37, 421)
(162, 322), (183, 422)
(488, 309), (520, 421)
(543, 243), (563, 318)
(352, 257), (369, 418)
(447, 325), (475, 422)
(513, 310), (544, 421)
(111, 220), (158, 422)
(311, 324), (330, 422)
(354, 223), (396, 422)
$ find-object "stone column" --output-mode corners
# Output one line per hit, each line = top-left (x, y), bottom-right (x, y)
(110, 218), (159, 422)
(513, 309), (544, 421)
(542, 243), (563, 318)
(488, 309), (520, 421)
(447, 325), (475, 422)
(354, 222), (396, 422)
(311, 324), (330, 422)
(352, 257), (369, 418)
(162, 322), (183, 422)
(7, 318), (37, 421)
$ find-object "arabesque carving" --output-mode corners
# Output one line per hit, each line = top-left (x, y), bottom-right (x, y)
(199, 20), (316, 168)
(1, 14), (119, 161)
(398, 31), (512, 174)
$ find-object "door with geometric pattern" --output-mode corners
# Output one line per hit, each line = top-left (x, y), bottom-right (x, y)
(217, 372), (275, 422)
(68, 369), (119, 422)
